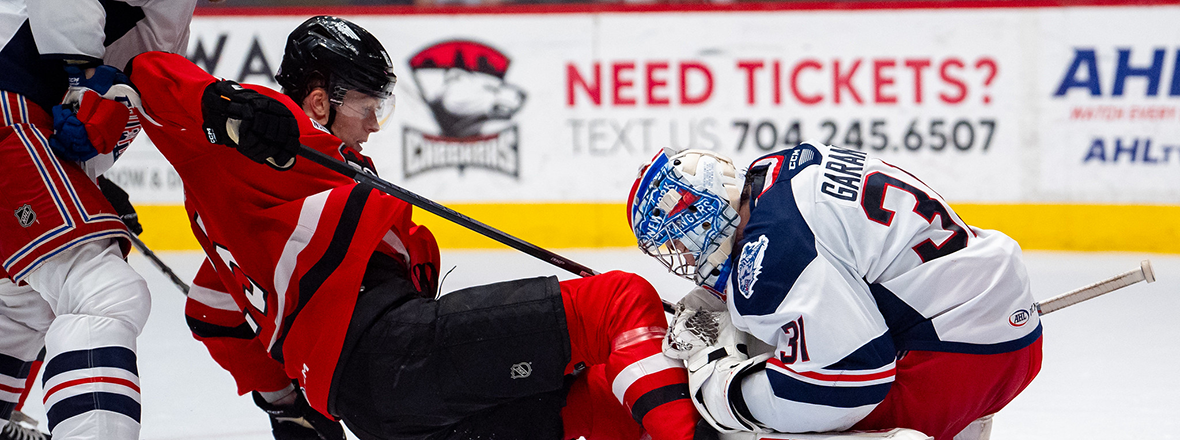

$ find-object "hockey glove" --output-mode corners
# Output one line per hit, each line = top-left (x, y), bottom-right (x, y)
(664, 288), (731, 360)
(201, 80), (300, 170)
(50, 65), (140, 163)
(252, 389), (345, 440)
(96, 175), (142, 235)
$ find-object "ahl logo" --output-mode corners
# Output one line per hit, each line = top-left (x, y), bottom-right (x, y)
(509, 361), (532, 379)
(736, 235), (770, 299)
(404, 40), (526, 179)
(1009, 308), (1031, 327)
(14, 204), (36, 228)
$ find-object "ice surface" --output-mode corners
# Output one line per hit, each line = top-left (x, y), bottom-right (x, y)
(17, 249), (1180, 439)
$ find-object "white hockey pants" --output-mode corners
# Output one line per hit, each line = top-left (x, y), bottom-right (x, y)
(0, 239), (149, 440)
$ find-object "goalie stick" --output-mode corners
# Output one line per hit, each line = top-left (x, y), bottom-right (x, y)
(293, 145), (684, 313)
(1036, 259), (1155, 315)
(128, 233), (190, 295)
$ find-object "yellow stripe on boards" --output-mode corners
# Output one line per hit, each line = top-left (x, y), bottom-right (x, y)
(130, 203), (1180, 254)
(951, 204), (1180, 254)
(413, 203), (636, 249)
(134, 205), (200, 251)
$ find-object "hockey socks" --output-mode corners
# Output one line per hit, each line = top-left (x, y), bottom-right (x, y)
(560, 271), (699, 440)
(25, 241), (149, 439)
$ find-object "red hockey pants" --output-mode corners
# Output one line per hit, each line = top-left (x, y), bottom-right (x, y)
(558, 271), (699, 440)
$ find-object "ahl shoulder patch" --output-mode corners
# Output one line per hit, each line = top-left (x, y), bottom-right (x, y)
(736, 235), (770, 299)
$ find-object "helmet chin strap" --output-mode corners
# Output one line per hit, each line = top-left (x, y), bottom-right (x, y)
(325, 104), (338, 134)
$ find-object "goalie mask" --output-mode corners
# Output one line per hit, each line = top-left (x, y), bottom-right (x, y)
(628, 149), (744, 294)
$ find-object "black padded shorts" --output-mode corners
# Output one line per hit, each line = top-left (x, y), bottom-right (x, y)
(329, 253), (571, 440)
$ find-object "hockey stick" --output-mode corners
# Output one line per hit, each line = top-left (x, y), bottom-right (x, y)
(1036, 260), (1155, 315)
(128, 233), (190, 295)
(288, 147), (688, 307)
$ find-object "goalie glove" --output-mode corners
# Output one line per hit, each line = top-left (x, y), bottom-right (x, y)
(49, 65), (141, 168)
(202, 80), (300, 170)
(252, 388), (345, 440)
(687, 345), (771, 433)
(664, 287), (731, 360)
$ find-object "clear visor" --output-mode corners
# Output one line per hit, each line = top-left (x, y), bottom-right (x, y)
(333, 87), (397, 127)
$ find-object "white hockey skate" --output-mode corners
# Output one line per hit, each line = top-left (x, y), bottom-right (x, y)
(1, 411), (50, 440)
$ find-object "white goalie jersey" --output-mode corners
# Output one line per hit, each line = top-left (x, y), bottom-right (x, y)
(728, 143), (1041, 433)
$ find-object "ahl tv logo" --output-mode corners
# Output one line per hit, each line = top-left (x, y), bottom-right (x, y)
(404, 40), (526, 179)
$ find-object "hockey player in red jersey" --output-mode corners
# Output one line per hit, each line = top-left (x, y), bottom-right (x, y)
(1, 1), (197, 439)
(122, 16), (700, 440)
(628, 147), (1043, 440)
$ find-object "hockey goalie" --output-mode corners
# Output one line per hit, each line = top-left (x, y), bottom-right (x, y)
(628, 146), (1043, 440)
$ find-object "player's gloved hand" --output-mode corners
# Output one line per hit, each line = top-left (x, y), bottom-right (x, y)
(252, 388), (344, 440)
(50, 65), (140, 162)
(664, 287), (730, 360)
(96, 175), (142, 235)
(687, 344), (770, 433)
(201, 80), (300, 170)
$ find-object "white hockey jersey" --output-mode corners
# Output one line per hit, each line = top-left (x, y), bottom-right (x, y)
(729, 143), (1041, 433)
(1, 0), (196, 178)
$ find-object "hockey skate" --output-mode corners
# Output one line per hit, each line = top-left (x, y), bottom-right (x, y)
(1, 411), (50, 440)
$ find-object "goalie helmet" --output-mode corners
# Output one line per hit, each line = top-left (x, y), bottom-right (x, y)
(275, 16), (397, 119)
(628, 149), (744, 294)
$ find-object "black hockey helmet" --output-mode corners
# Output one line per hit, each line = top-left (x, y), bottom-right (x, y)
(275, 16), (397, 108)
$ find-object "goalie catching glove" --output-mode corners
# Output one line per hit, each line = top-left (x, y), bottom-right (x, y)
(201, 80), (300, 170)
(252, 386), (344, 440)
(663, 287), (729, 360)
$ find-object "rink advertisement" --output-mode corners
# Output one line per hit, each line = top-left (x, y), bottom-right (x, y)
(111, 2), (1180, 251)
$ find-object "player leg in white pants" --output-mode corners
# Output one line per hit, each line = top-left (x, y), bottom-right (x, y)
(23, 239), (150, 440)
(0, 277), (53, 425)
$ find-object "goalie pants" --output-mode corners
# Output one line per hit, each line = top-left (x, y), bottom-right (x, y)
(330, 254), (696, 440)
(852, 336), (1043, 440)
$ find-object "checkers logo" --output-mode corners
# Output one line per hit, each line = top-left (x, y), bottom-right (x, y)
(403, 40), (525, 179)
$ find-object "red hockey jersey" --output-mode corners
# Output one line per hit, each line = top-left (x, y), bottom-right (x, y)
(128, 51), (439, 415)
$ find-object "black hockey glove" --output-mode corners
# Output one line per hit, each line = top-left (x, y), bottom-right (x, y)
(201, 80), (300, 171)
(252, 390), (345, 440)
(96, 175), (143, 235)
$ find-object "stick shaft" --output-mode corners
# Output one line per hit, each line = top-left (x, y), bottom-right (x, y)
(297, 146), (679, 313)
(299, 146), (600, 277)
(1036, 260), (1154, 315)
(128, 233), (190, 295)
